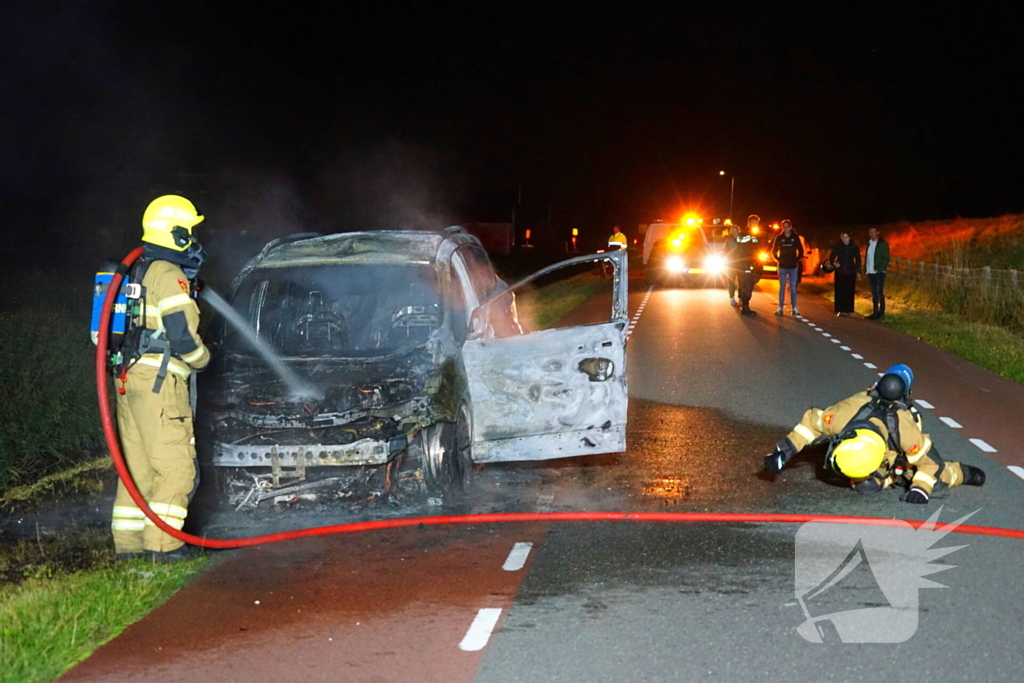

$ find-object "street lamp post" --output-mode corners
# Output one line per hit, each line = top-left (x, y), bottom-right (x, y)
(719, 170), (734, 221)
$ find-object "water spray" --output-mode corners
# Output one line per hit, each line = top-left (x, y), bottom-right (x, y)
(96, 249), (1024, 550)
(201, 287), (323, 401)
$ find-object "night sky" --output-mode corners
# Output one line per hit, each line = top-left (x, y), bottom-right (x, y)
(3, 2), (1022, 266)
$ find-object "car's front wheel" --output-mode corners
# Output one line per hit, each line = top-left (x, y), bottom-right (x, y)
(416, 408), (475, 497)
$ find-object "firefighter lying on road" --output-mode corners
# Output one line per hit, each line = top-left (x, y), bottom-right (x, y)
(763, 364), (985, 503)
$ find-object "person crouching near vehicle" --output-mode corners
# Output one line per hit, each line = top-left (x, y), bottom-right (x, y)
(763, 365), (985, 503)
(826, 231), (860, 317)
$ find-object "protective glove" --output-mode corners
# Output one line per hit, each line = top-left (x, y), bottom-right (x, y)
(764, 448), (787, 473)
(902, 487), (929, 504)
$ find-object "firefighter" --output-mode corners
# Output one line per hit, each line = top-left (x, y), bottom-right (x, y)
(111, 195), (210, 562)
(763, 365), (985, 503)
(729, 224), (763, 316)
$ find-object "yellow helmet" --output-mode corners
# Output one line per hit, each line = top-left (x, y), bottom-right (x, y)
(832, 428), (887, 479)
(142, 195), (205, 251)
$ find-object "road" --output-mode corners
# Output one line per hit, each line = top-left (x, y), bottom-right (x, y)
(64, 277), (1024, 682)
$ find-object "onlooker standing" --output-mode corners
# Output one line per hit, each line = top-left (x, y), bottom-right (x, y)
(828, 231), (861, 316)
(865, 227), (890, 320)
(772, 219), (804, 316)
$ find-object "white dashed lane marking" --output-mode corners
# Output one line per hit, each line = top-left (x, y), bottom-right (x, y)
(864, 362), (877, 369)
(1008, 466), (1024, 482)
(626, 286), (653, 341)
(851, 354), (863, 360)
(822, 333), (832, 337)
(840, 346), (851, 351)
(502, 542), (533, 572)
(830, 339), (841, 344)
(459, 608), (503, 651)
(970, 438), (998, 453)
(916, 399), (935, 409)
(939, 417), (963, 429)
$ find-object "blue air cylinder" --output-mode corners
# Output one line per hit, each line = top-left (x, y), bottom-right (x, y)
(91, 260), (129, 350)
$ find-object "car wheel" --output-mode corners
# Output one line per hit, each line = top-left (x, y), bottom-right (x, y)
(417, 414), (473, 497)
(453, 404), (476, 493)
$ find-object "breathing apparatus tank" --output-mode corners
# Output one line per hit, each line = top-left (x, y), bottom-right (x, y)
(91, 258), (146, 371)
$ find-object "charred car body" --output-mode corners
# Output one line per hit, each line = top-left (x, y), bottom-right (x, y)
(199, 228), (629, 506)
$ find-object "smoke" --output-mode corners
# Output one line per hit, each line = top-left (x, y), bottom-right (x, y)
(311, 140), (465, 232)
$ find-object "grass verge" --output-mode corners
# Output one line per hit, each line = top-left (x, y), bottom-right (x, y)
(516, 270), (609, 330)
(0, 557), (209, 683)
(799, 277), (1024, 384)
(0, 309), (104, 493)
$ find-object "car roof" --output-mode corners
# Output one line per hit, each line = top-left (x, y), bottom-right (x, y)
(256, 231), (448, 268)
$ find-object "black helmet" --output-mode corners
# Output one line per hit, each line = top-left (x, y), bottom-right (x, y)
(876, 370), (909, 403)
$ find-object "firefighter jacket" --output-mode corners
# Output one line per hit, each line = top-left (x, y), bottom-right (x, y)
(136, 259), (210, 379)
(781, 392), (945, 495)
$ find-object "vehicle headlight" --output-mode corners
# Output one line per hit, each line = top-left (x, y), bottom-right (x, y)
(666, 256), (685, 273)
(705, 254), (726, 274)
(758, 252), (770, 262)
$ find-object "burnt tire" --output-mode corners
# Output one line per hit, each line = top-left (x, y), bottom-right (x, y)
(418, 413), (474, 498)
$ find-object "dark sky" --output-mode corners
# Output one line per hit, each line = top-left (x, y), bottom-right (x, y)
(3, 2), (1022, 264)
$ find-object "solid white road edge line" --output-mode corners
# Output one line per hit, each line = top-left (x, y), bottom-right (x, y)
(1008, 466), (1024, 482)
(459, 608), (503, 651)
(939, 417), (963, 429)
(502, 542), (534, 571)
(970, 438), (997, 453)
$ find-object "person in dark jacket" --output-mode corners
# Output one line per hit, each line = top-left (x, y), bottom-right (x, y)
(827, 231), (861, 316)
(772, 219), (804, 316)
(865, 227), (891, 319)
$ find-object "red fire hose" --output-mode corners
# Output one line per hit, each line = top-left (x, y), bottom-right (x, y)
(96, 249), (1024, 548)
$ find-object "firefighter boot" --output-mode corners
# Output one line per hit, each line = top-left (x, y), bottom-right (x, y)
(961, 465), (986, 486)
(145, 546), (200, 563)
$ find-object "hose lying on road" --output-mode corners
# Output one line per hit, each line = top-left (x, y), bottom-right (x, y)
(97, 249), (1024, 549)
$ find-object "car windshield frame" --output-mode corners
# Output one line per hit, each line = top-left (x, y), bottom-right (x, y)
(224, 262), (447, 360)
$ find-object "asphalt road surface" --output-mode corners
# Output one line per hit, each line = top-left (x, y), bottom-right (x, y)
(65, 276), (1024, 682)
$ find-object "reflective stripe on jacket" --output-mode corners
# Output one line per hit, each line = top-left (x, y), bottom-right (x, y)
(140, 260), (210, 375)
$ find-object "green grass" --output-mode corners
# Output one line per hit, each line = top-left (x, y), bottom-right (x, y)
(882, 307), (1024, 384)
(800, 276), (1024, 384)
(0, 309), (104, 493)
(515, 270), (609, 330)
(0, 557), (208, 683)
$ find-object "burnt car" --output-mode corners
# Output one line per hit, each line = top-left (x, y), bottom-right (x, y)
(199, 228), (628, 506)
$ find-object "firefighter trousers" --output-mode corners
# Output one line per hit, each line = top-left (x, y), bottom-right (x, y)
(856, 461), (966, 493)
(112, 365), (198, 553)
